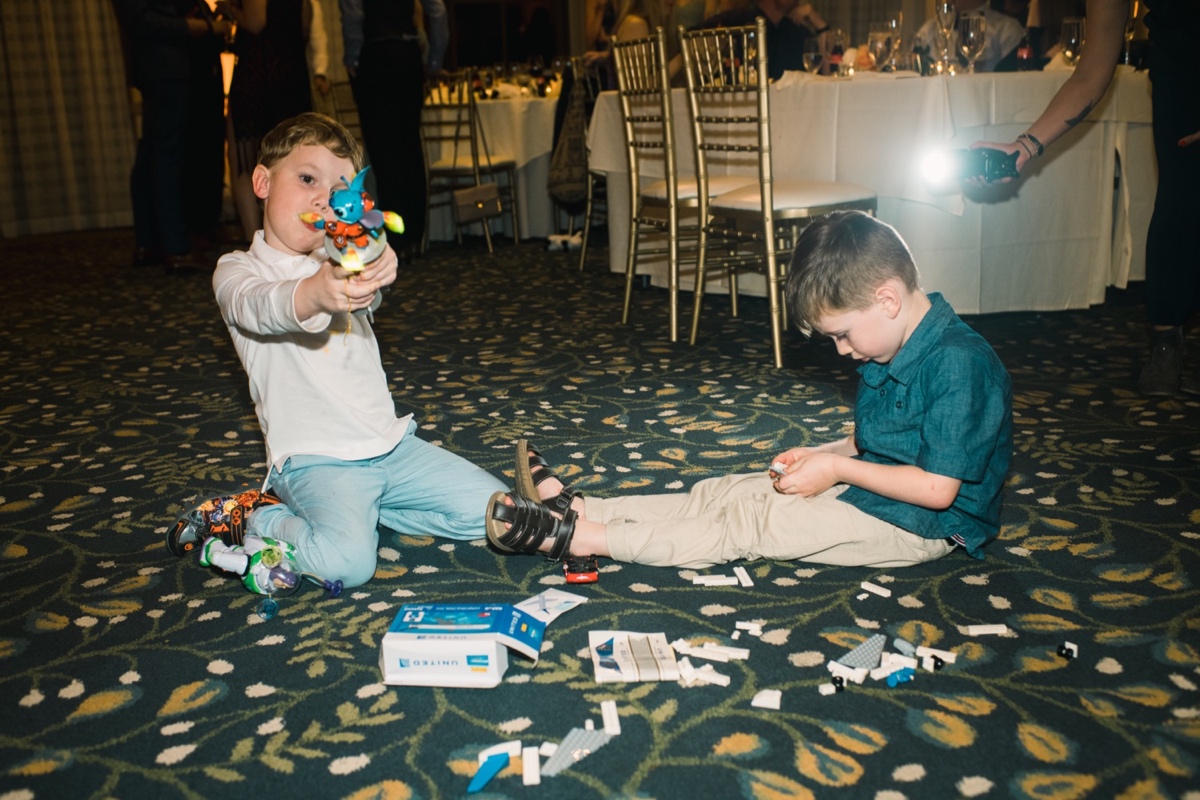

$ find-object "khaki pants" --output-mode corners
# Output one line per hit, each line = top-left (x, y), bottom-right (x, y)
(589, 473), (955, 570)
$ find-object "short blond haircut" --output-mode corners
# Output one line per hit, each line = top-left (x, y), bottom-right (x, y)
(784, 211), (919, 335)
(258, 112), (365, 173)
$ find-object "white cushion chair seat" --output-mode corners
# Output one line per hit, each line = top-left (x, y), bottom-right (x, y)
(643, 174), (758, 204)
(711, 180), (877, 215)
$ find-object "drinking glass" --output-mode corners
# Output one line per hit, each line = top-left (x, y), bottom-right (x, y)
(958, 12), (986, 74)
(1122, 1), (1139, 64)
(933, 2), (956, 72)
(935, 1), (956, 36)
(885, 11), (903, 71)
(1061, 17), (1085, 67)
(802, 38), (822, 73)
(866, 23), (890, 71)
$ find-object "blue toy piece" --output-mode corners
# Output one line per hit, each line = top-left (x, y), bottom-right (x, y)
(299, 167), (404, 273)
(887, 667), (916, 688)
(467, 752), (509, 793)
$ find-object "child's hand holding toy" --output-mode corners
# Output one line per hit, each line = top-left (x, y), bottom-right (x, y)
(300, 167), (404, 274)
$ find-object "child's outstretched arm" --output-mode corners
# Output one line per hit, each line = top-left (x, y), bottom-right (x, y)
(293, 245), (397, 322)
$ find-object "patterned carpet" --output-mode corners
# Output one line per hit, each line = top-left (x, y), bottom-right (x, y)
(1, 228), (1198, 800)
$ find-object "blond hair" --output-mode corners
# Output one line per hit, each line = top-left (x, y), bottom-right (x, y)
(258, 112), (365, 173)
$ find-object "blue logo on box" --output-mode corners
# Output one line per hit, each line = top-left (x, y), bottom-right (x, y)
(466, 655), (490, 667)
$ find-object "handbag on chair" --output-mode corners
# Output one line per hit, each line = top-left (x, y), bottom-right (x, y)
(452, 182), (502, 224)
(450, 86), (505, 227)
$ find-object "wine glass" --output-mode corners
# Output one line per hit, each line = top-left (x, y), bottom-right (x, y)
(958, 12), (986, 74)
(1061, 17), (1085, 67)
(933, 2), (956, 73)
(1122, 1), (1139, 64)
(935, 1), (956, 36)
(866, 23), (890, 71)
(802, 39), (822, 74)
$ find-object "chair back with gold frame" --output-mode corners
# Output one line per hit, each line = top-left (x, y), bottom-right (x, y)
(680, 19), (877, 367)
(611, 27), (684, 341)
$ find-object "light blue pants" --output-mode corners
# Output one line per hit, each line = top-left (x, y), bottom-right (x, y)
(248, 424), (506, 587)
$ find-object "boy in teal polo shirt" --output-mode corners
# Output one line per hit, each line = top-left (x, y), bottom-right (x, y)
(486, 211), (1013, 568)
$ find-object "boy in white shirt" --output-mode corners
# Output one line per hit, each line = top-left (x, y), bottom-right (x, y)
(168, 112), (506, 593)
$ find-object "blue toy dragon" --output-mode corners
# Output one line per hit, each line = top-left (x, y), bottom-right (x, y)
(300, 167), (404, 273)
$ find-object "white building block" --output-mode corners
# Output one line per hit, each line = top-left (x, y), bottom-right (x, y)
(860, 581), (892, 598)
(522, 746), (541, 786)
(751, 689), (782, 710)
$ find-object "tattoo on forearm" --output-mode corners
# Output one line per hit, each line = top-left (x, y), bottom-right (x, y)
(1065, 101), (1095, 128)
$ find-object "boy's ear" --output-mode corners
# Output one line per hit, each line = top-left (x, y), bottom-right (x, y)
(874, 281), (903, 318)
(251, 165), (271, 200)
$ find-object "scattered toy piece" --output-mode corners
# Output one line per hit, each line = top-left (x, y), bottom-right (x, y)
(563, 555), (599, 584)
(468, 752), (509, 793)
(886, 667), (916, 688)
(1058, 641), (1078, 659)
(692, 574), (740, 586)
(892, 637), (917, 656)
(601, 700), (621, 736)
(856, 593), (870, 601)
(836, 633), (887, 670)
(540, 728), (612, 777)
(860, 581), (892, 598)
(733, 566), (754, 587)
(964, 624), (1010, 636)
(702, 642), (750, 660)
(818, 682), (838, 696)
(538, 741), (557, 758)
(731, 630), (741, 641)
(522, 746), (541, 786)
(478, 740), (522, 763)
(693, 663), (732, 687)
(751, 689), (782, 710)
(915, 645), (957, 665)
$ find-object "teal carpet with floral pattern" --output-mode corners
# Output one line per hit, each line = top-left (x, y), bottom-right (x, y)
(1, 229), (1198, 800)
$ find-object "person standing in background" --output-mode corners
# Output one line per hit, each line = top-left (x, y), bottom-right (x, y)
(973, 0), (1200, 395)
(114, 0), (232, 273)
(338, 0), (426, 261)
(223, 0), (329, 243)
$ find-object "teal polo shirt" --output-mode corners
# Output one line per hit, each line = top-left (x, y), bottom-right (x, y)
(837, 293), (1013, 559)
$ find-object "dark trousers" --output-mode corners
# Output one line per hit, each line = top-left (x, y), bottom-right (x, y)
(131, 78), (191, 255)
(1144, 45), (1200, 326)
(351, 39), (426, 250)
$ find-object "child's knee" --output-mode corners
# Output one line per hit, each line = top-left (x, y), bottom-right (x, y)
(302, 536), (378, 588)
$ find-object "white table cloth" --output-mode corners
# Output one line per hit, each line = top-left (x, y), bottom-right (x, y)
(586, 67), (1155, 315)
(425, 91), (559, 242)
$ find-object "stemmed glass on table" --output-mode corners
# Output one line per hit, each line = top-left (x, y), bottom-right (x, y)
(1061, 17), (1085, 67)
(958, 11), (986, 74)
(803, 38), (822, 73)
(933, 1), (956, 73)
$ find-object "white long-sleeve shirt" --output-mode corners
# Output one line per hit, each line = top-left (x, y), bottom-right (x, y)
(213, 233), (411, 472)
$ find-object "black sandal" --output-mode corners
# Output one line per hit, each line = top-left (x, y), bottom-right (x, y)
(515, 439), (582, 517)
(486, 491), (577, 562)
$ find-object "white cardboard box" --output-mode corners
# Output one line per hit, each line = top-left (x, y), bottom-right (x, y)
(379, 603), (546, 688)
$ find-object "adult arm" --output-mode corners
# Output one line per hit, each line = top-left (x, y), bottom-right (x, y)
(337, 0), (365, 75)
(976, 0), (1128, 172)
(307, 0), (331, 93)
(424, 0), (449, 74)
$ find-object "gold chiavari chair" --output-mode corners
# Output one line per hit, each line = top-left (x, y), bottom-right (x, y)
(680, 19), (877, 367)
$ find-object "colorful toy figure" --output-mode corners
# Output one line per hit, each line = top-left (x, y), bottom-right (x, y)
(300, 167), (404, 273)
(200, 533), (343, 620)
